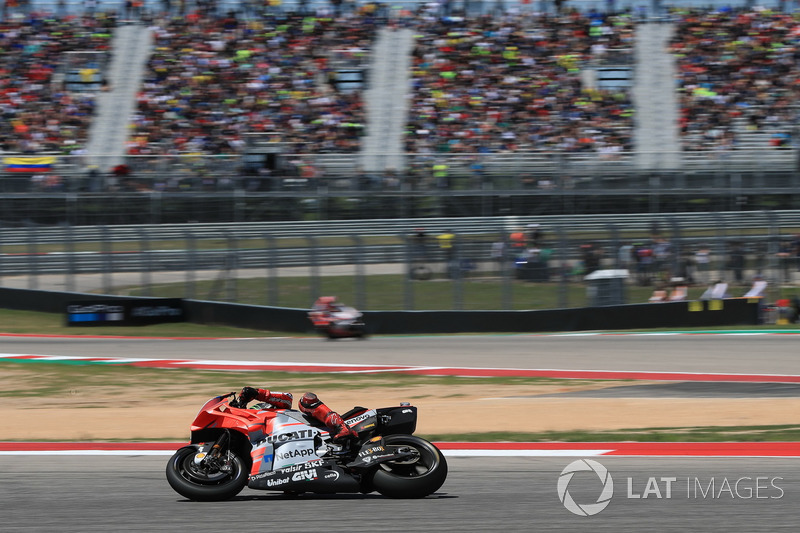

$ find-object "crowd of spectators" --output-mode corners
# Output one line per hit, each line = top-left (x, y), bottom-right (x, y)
(11, 4), (800, 175)
(669, 7), (800, 152)
(127, 9), (382, 156)
(405, 10), (636, 155)
(0, 12), (113, 155)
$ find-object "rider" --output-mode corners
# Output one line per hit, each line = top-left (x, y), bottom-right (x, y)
(238, 387), (358, 442)
(314, 296), (342, 315)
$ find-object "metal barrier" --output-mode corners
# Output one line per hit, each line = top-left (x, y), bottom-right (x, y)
(1, 212), (799, 311)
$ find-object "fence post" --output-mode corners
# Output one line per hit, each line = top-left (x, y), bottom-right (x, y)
(184, 230), (196, 300)
(65, 224), (75, 293)
(764, 210), (778, 302)
(150, 191), (161, 225)
(26, 223), (38, 290)
(556, 224), (569, 309)
(402, 233), (415, 311)
(452, 233), (463, 310)
(608, 223), (621, 270)
(667, 217), (682, 282)
(138, 228), (152, 296)
(500, 232), (513, 310)
(307, 236), (320, 306)
(352, 234), (366, 310)
(101, 225), (112, 294)
(713, 212), (727, 283)
(265, 234), (278, 307)
(226, 232), (238, 302)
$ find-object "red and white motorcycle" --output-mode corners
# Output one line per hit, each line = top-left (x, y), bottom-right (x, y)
(308, 296), (367, 339)
(165, 391), (447, 500)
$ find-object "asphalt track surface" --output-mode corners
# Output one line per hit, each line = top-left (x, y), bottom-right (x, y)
(3, 333), (800, 531)
(2, 456), (798, 532)
(3, 332), (800, 376)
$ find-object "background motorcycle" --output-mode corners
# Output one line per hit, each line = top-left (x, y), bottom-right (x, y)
(308, 305), (367, 339)
(166, 392), (447, 501)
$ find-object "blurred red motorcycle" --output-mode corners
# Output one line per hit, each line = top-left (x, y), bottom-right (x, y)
(308, 296), (367, 339)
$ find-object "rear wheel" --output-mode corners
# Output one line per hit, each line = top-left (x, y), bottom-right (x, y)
(166, 445), (248, 501)
(370, 435), (448, 498)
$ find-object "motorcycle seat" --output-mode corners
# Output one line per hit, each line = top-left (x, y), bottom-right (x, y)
(341, 406), (368, 419)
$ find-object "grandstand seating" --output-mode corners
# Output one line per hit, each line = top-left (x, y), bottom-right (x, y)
(2, 7), (799, 187)
(0, 14), (113, 155)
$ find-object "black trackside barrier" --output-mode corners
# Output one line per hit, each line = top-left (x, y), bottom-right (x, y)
(180, 300), (309, 332)
(361, 298), (761, 334)
(0, 289), (185, 327)
(0, 288), (759, 334)
(66, 298), (185, 327)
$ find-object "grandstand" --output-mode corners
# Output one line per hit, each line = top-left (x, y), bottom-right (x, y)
(0, 4), (799, 224)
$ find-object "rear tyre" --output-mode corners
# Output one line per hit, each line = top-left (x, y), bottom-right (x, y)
(370, 435), (448, 498)
(166, 445), (248, 501)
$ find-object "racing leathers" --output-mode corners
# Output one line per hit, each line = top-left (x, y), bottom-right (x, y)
(239, 387), (358, 442)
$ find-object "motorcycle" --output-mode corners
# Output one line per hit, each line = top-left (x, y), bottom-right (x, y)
(308, 301), (367, 339)
(165, 391), (448, 501)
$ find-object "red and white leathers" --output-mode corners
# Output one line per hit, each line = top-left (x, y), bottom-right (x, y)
(252, 388), (293, 410)
(299, 392), (358, 441)
(248, 389), (357, 442)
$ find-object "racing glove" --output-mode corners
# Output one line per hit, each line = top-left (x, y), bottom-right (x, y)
(239, 386), (259, 404)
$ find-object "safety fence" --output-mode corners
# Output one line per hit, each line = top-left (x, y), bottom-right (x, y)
(1, 212), (798, 312)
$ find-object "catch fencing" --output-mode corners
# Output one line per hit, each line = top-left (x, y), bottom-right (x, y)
(1, 211), (798, 312)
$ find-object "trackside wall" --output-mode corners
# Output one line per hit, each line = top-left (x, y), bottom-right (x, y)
(0, 288), (760, 334)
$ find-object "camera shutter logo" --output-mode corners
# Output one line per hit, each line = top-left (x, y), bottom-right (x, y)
(557, 459), (614, 516)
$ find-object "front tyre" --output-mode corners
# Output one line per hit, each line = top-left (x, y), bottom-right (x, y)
(166, 445), (248, 501)
(370, 435), (448, 498)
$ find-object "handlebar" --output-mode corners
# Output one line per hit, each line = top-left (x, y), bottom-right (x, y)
(224, 391), (245, 409)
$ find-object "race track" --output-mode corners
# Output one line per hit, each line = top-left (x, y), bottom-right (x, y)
(2, 456), (798, 532)
(3, 332), (800, 531)
(3, 332), (800, 375)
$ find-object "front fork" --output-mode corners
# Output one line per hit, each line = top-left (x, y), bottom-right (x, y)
(195, 430), (233, 473)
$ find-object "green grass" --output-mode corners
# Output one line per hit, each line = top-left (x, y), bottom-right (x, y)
(0, 361), (603, 398)
(118, 274), (745, 310)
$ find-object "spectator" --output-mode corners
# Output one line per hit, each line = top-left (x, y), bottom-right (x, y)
(436, 229), (457, 278)
(727, 242), (746, 285)
(694, 245), (711, 286)
(0, 14), (109, 156)
(129, 11), (380, 157)
(405, 12), (635, 160)
(777, 240), (793, 283)
(411, 227), (428, 263)
(670, 9), (800, 152)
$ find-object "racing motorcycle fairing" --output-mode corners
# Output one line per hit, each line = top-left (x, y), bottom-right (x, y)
(167, 393), (447, 500)
(345, 438), (418, 470)
(246, 436), (416, 493)
(248, 410), (326, 475)
(191, 394), (274, 441)
(248, 458), (360, 493)
(374, 405), (418, 435)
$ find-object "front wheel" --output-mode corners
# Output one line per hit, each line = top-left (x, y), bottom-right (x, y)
(370, 435), (448, 498)
(166, 445), (248, 501)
